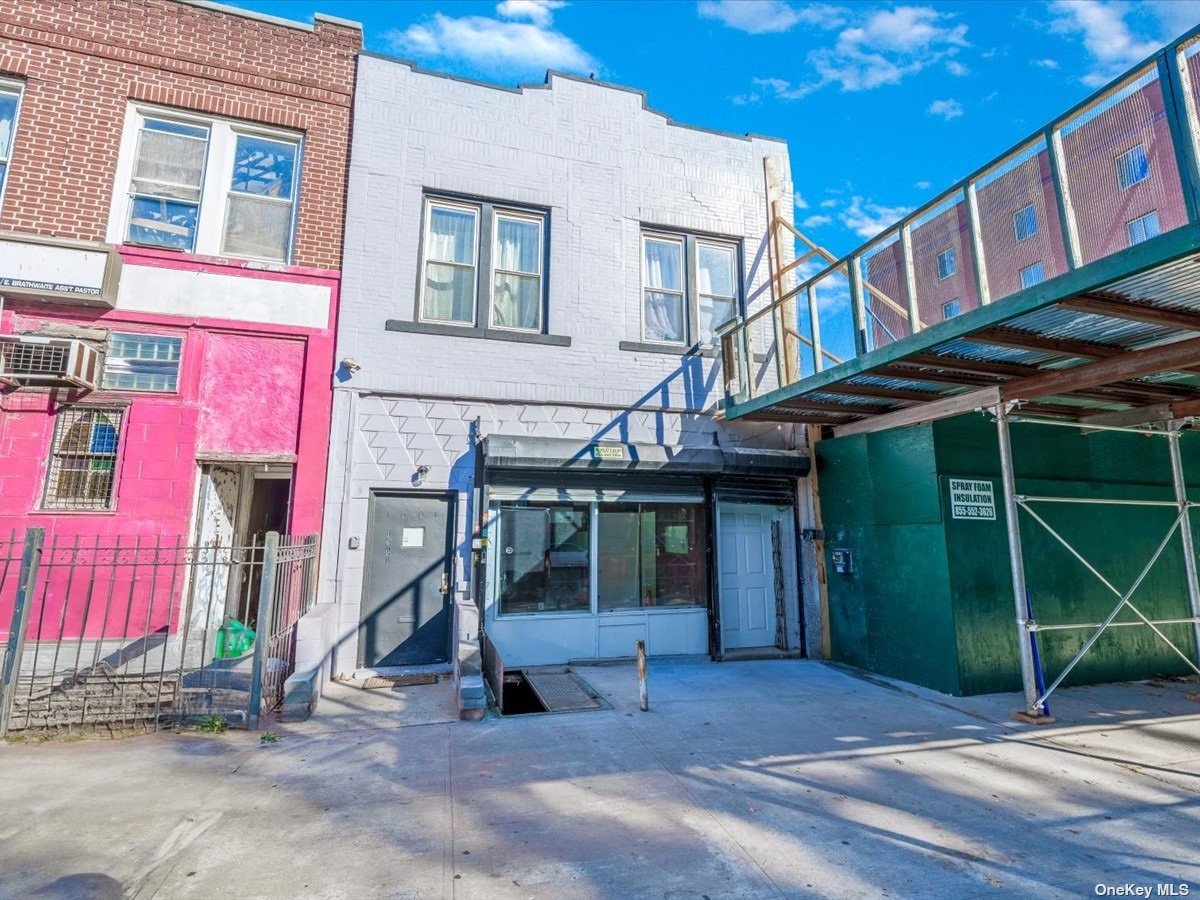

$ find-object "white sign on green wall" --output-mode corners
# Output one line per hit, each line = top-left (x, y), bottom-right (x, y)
(949, 479), (996, 520)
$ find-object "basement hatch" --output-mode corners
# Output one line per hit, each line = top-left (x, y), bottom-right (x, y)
(500, 669), (604, 716)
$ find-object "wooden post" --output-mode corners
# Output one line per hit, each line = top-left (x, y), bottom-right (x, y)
(764, 156), (799, 386)
(636, 639), (648, 712)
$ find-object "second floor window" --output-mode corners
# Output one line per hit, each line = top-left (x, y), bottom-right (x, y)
(642, 230), (739, 347)
(0, 82), (21, 206)
(115, 107), (300, 263)
(942, 299), (961, 319)
(420, 196), (547, 332)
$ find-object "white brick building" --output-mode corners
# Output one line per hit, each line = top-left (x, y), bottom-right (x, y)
(321, 54), (818, 708)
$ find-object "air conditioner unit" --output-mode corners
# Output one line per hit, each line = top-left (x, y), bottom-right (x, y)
(0, 335), (99, 390)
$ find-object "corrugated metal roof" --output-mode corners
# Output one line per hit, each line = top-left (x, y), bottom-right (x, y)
(728, 247), (1200, 430)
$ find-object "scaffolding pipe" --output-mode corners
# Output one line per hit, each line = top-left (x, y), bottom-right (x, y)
(1016, 496), (1196, 508)
(1167, 424), (1200, 665)
(1032, 616), (1200, 632)
(995, 404), (1044, 716)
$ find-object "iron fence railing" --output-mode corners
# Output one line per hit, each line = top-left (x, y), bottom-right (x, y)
(0, 529), (318, 737)
(721, 24), (1200, 408)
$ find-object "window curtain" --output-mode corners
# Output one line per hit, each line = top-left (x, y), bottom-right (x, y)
(493, 217), (541, 329)
(424, 207), (477, 322)
(644, 240), (683, 342)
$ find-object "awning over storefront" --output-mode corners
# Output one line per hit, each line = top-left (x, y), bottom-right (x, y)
(481, 434), (810, 477)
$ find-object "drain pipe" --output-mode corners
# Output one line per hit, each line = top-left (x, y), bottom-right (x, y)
(636, 639), (649, 711)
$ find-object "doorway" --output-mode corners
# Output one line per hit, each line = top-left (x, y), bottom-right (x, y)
(718, 503), (797, 651)
(190, 462), (293, 635)
(359, 491), (455, 668)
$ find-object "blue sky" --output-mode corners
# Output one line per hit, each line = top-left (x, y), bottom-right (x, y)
(225, 0), (1198, 259)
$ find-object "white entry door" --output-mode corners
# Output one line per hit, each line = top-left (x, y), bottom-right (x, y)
(719, 503), (784, 650)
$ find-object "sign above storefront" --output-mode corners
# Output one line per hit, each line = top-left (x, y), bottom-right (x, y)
(592, 445), (626, 461)
(0, 232), (121, 307)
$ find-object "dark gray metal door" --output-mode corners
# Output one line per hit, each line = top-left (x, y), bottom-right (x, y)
(359, 492), (453, 668)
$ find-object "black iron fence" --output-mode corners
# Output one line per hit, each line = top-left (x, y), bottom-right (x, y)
(0, 529), (318, 737)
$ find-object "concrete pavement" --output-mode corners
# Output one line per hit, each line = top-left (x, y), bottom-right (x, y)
(0, 660), (1197, 899)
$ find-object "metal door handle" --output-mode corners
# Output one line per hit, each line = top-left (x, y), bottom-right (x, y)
(440, 573), (450, 595)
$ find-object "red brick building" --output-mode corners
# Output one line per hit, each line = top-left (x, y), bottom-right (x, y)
(0, 1), (360, 641)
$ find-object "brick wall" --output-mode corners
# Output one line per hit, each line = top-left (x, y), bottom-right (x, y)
(0, 0), (360, 269)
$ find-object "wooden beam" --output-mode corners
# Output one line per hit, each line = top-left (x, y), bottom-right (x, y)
(876, 364), (1002, 387)
(823, 382), (952, 403)
(738, 410), (854, 425)
(906, 352), (1036, 379)
(779, 398), (897, 416)
(833, 388), (1002, 438)
(1078, 396), (1200, 428)
(962, 327), (1123, 360)
(1060, 294), (1200, 331)
(1001, 334), (1200, 401)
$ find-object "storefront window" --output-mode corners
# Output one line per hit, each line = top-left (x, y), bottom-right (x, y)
(497, 503), (590, 614)
(597, 503), (707, 610)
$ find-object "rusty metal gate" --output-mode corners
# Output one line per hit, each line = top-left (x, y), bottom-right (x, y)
(0, 529), (318, 736)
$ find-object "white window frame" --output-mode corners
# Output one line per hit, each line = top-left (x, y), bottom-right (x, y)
(1013, 204), (1038, 242)
(1115, 144), (1149, 191)
(1126, 210), (1161, 246)
(106, 104), (302, 263)
(641, 232), (688, 347)
(936, 247), (956, 280)
(0, 78), (25, 215)
(488, 208), (545, 334)
(695, 239), (739, 346)
(418, 198), (480, 327)
(640, 229), (741, 348)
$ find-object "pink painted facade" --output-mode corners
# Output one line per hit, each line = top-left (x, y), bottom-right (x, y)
(0, 2), (359, 644)
(0, 250), (340, 635)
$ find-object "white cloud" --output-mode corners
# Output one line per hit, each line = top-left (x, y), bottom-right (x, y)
(914, 179), (932, 190)
(698, 1), (847, 34)
(840, 196), (912, 239)
(802, 214), (833, 228)
(754, 5), (971, 100)
(1032, 57), (1060, 69)
(945, 59), (969, 76)
(1145, 0), (1200, 40)
(496, 0), (565, 27)
(1048, 0), (1160, 87)
(388, 1), (597, 79)
(820, 198), (839, 208)
(927, 97), (964, 120)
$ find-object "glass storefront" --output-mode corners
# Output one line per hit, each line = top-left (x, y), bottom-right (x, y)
(493, 498), (709, 616)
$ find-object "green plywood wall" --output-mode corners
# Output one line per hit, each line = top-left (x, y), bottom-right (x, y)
(817, 413), (1200, 697)
(818, 426), (962, 694)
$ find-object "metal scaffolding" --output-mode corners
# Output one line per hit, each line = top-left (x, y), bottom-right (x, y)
(994, 403), (1200, 718)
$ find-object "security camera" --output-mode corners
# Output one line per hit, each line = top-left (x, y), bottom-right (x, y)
(341, 357), (362, 373)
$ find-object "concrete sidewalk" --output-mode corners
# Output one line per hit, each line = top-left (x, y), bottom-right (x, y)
(1, 660), (1197, 899)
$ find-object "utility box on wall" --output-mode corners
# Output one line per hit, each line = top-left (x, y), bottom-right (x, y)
(817, 414), (1200, 697)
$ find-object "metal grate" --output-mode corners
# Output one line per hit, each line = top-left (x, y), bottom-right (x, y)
(41, 407), (125, 511)
(0, 340), (69, 378)
(525, 671), (602, 712)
